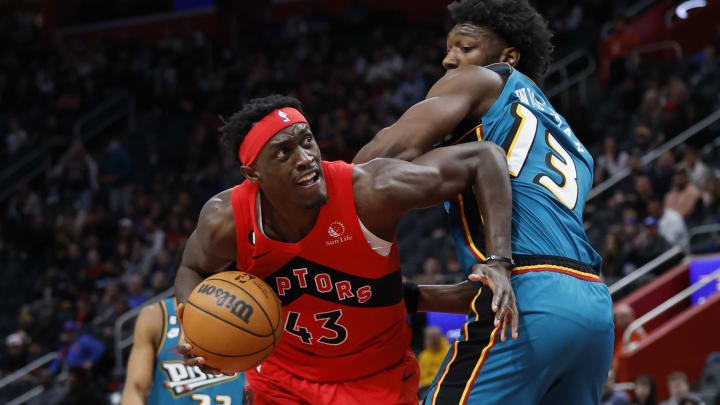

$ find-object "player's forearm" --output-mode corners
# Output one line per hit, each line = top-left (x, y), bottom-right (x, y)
(175, 265), (205, 304)
(417, 281), (479, 314)
(473, 143), (513, 259)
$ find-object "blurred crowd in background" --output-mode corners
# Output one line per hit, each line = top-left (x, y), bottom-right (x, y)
(1, 0), (720, 403)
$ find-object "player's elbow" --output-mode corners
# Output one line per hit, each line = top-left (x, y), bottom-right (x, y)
(468, 141), (508, 173)
(121, 381), (150, 405)
(370, 127), (424, 161)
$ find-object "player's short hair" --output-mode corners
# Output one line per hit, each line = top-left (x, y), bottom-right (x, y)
(447, 0), (554, 82)
(220, 95), (305, 164)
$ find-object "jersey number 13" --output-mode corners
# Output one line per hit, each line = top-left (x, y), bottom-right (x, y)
(503, 102), (578, 209)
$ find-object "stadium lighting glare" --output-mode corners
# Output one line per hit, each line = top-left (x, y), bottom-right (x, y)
(675, 0), (706, 19)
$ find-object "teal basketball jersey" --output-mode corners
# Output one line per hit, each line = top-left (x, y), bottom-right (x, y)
(440, 63), (602, 273)
(147, 298), (246, 405)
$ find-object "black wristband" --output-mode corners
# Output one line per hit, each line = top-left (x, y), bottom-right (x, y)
(486, 255), (515, 268)
(403, 281), (420, 314)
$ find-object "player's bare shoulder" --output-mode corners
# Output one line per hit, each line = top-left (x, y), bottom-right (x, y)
(196, 188), (236, 259)
(135, 301), (164, 347)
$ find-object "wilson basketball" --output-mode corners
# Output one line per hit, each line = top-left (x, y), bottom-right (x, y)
(182, 271), (283, 373)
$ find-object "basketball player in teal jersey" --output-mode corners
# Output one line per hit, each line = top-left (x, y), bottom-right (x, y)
(355, 0), (614, 404)
(122, 297), (247, 405)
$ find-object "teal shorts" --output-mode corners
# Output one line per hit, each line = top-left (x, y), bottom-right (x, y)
(424, 260), (614, 405)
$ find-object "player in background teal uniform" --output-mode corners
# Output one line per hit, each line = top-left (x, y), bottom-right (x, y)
(122, 298), (247, 405)
(354, 0), (614, 404)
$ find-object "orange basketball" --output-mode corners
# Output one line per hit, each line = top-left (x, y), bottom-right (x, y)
(182, 271), (283, 373)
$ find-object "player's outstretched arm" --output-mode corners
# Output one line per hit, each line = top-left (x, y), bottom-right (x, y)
(353, 65), (502, 163)
(174, 189), (236, 374)
(416, 281), (480, 314)
(121, 303), (162, 405)
(355, 142), (519, 341)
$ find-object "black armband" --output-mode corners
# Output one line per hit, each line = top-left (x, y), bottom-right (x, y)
(403, 281), (420, 314)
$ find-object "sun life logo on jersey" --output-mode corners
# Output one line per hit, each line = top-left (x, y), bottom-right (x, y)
(326, 221), (352, 246)
(328, 221), (345, 238)
(277, 110), (290, 122)
(160, 361), (238, 397)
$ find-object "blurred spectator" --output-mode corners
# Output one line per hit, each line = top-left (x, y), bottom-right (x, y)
(93, 281), (121, 328)
(647, 199), (687, 247)
(678, 146), (710, 188)
(51, 140), (98, 209)
(417, 326), (450, 400)
(27, 368), (66, 405)
(597, 136), (630, 181)
(665, 168), (701, 218)
(631, 175), (655, 219)
(663, 77), (692, 136)
(6, 184), (42, 222)
(604, 15), (639, 86)
(0, 332), (29, 373)
(601, 229), (624, 283)
(630, 374), (657, 405)
(632, 126), (658, 156)
(150, 250), (174, 280)
(150, 271), (170, 297)
(124, 275), (148, 309)
(57, 321), (105, 371)
(443, 255), (465, 284)
(612, 304), (646, 368)
(650, 151), (676, 197)
(618, 215), (641, 274)
(413, 257), (443, 285)
(602, 368), (630, 405)
(83, 249), (103, 280)
(629, 216), (671, 265)
(99, 140), (133, 214)
(57, 367), (109, 405)
(700, 175), (720, 221)
(632, 89), (663, 135)
(677, 398), (702, 405)
(659, 372), (699, 405)
(5, 118), (28, 154)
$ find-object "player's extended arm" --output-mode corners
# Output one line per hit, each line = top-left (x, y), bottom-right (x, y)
(416, 281), (480, 314)
(356, 142), (511, 263)
(403, 280), (480, 314)
(353, 65), (503, 163)
(121, 303), (162, 405)
(356, 142), (519, 340)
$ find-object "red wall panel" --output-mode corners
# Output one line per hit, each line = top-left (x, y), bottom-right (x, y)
(616, 291), (720, 400)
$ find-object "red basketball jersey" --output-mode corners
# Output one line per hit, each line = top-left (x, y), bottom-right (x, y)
(229, 160), (411, 382)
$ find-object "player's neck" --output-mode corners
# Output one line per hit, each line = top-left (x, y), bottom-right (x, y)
(259, 190), (320, 243)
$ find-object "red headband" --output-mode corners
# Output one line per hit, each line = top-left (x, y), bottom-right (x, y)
(238, 107), (308, 165)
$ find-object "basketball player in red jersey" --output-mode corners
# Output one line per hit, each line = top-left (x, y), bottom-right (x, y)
(174, 95), (516, 404)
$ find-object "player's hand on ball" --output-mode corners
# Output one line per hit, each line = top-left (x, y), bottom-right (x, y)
(468, 262), (519, 342)
(176, 303), (225, 375)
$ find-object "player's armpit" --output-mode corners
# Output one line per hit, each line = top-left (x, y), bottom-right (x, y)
(121, 303), (163, 405)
